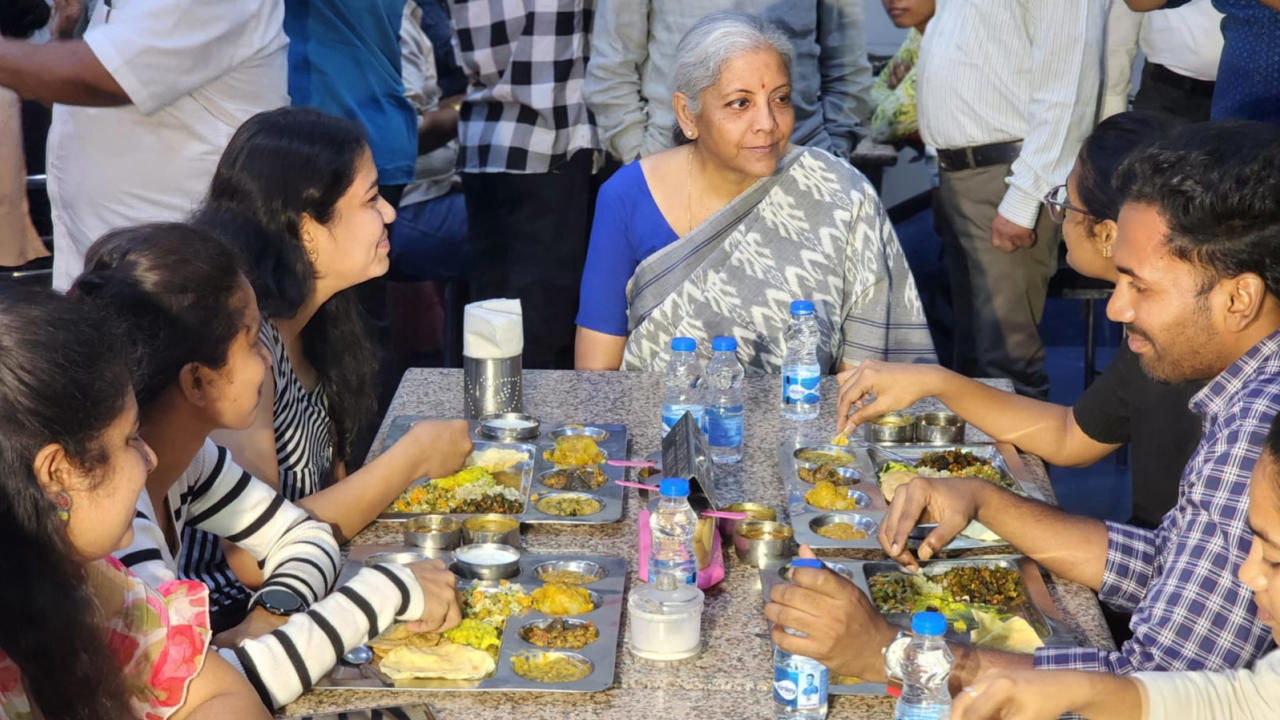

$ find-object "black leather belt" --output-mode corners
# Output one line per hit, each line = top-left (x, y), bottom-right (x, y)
(936, 141), (1023, 172)
(1146, 62), (1216, 99)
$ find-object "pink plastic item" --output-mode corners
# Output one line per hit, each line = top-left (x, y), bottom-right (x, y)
(637, 508), (725, 589)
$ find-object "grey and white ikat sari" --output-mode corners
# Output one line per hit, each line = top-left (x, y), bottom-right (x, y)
(622, 147), (935, 372)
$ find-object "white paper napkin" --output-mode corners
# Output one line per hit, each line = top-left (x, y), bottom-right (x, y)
(463, 298), (523, 359)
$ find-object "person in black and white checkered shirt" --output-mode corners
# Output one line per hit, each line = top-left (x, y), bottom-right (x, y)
(449, 0), (601, 369)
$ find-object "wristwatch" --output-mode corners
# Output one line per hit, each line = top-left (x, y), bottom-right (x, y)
(250, 587), (307, 616)
(882, 630), (911, 681)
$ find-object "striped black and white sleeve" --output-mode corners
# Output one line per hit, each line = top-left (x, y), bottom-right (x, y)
(184, 439), (340, 606)
(114, 497), (180, 587)
(219, 563), (426, 708)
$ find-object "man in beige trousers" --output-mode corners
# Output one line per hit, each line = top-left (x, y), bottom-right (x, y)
(917, 0), (1105, 398)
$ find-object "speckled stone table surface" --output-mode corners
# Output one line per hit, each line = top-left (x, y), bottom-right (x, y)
(280, 370), (1115, 719)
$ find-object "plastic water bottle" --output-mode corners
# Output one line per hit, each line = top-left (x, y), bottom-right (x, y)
(661, 337), (707, 438)
(894, 612), (954, 720)
(781, 300), (821, 420)
(772, 558), (828, 719)
(705, 336), (745, 464)
(648, 477), (699, 585)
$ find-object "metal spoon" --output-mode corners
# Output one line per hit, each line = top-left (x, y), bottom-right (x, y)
(342, 645), (372, 665)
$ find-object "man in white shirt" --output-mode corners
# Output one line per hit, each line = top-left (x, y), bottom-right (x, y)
(917, 0), (1105, 398)
(1104, 0), (1223, 122)
(0, 0), (288, 290)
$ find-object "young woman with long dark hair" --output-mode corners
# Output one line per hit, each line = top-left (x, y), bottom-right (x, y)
(0, 286), (267, 720)
(74, 224), (461, 710)
(188, 108), (472, 629)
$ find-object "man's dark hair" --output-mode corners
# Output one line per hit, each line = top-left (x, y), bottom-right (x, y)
(1265, 410), (1280, 468)
(1117, 120), (1280, 298)
(0, 0), (50, 38)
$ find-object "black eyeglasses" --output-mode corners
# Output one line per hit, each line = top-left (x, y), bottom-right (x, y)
(1042, 184), (1096, 224)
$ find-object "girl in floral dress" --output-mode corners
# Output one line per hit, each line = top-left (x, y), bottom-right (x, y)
(0, 287), (266, 720)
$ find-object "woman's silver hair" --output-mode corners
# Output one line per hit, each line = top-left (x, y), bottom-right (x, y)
(671, 11), (794, 139)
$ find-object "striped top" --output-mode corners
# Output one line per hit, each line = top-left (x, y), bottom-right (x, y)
(117, 439), (426, 709)
(176, 321), (336, 619)
(263, 319), (334, 500)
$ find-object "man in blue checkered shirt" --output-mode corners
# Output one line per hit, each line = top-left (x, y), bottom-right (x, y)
(764, 120), (1280, 688)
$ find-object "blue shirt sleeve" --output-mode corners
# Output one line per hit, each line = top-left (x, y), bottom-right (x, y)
(577, 162), (676, 336)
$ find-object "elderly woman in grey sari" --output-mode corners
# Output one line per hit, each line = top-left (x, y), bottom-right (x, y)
(574, 11), (934, 373)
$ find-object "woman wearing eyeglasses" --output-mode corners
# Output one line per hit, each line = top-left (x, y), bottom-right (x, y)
(833, 111), (1195, 531)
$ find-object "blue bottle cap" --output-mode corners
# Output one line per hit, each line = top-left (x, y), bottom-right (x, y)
(658, 477), (690, 497)
(789, 558), (824, 570)
(670, 336), (696, 352)
(789, 300), (814, 316)
(911, 610), (947, 636)
(711, 336), (737, 352)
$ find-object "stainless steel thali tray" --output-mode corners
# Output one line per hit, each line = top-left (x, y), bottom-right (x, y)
(778, 441), (1044, 551)
(318, 545), (626, 693)
(758, 555), (1081, 696)
(377, 415), (628, 525)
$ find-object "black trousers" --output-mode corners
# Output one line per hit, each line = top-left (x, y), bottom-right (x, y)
(1133, 62), (1215, 124)
(461, 151), (597, 370)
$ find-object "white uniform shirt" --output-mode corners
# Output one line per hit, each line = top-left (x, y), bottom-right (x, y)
(1142, 0), (1223, 81)
(916, 0), (1106, 229)
(1102, 0), (1224, 118)
(46, 0), (289, 290)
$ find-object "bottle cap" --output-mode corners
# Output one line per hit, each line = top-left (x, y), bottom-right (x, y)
(789, 558), (824, 570)
(789, 300), (814, 316)
(658, 477), (690, 497)
(670, 336), (696, 352)
(711, 336), (737, 352)
(911, 610), (947, 636)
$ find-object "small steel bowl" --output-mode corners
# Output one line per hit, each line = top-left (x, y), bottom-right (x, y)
(364, 550), (430, 567)
(718, 502), (777, 537)
(403, 514), (462, 550)
(804, 487), (872, 512)
(733, 520), (796, 568)
(796, 464), (862, 486)
(916, 412), (966, 444)
(532, 560), (607, 584)
(866, 412), (915, 444)
(478, 412), (541, 441)
(462, 514), (522, 547)
(509, 650), (594, 683)
(549, 424), (610, 442)
(534, 491), (605, 518)
(453, 542), (522, 580)
(808, 513), (878, 542)
(793, 445), (856, 474)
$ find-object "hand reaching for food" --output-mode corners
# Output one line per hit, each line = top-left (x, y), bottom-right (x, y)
(949, 668), (1141, 720)
(404, 558), (462, 634)
(403, 419), (473, 480)
(763, 545), (898, 682)
(878, 476), (988, 571)
(835, 360), (942, 433)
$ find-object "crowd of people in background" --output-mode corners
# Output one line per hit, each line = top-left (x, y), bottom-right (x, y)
(1, 0), (1280, 718)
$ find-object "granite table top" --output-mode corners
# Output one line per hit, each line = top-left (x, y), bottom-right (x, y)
(279, 370), (1115, 719)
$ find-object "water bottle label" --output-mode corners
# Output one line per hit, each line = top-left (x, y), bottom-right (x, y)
(662, 406), (708, 437)
(707, 406), (743, 447)
(782, 372), (821, 405)
(661, 411), (680, 437)
(773, 663), (826, 710)
(893, 703), (950, 720)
